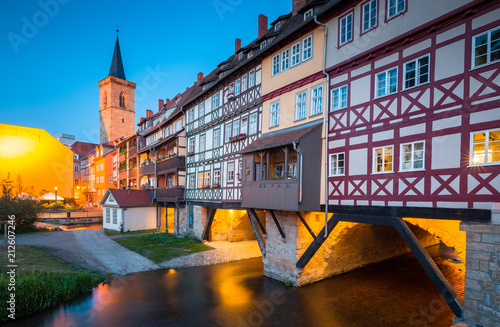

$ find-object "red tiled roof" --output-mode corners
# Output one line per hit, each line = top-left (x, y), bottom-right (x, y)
(105, 189), (153, 207)
(240, 123), (322, 154)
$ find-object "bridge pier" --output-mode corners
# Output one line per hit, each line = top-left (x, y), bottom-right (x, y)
(457, 221), (500, 326)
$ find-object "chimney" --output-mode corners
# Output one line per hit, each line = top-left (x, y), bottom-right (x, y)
(146, 110), (153, 118)
(158, 99), (164, 112)
(197, 72), (204, 83)
(258, 14), (268, 39)
(235, 38), (241, 53)
(292, 0), (306, 16)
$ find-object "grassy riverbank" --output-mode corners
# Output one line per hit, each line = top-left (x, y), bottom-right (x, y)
(112, 233), (212, 263)
(0, 246), (107, 322)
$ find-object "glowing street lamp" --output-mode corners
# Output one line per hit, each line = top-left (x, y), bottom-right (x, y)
(55, 186), (58, 210)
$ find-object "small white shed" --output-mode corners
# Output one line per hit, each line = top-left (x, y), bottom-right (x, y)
(100, 189), (156, 232)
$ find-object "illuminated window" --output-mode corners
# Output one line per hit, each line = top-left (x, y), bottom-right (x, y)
(401, 141), (425, 171)
(471, 129), (500, 165)
(204, 172), (211, 186)
(374, 146), (393, 173)
(198, 173), (204, 188)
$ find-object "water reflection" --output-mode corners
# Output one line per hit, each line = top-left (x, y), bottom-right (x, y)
(7, 244), (463, 327)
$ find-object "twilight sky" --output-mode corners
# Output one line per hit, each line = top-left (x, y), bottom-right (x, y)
(0, 0), (290, 144)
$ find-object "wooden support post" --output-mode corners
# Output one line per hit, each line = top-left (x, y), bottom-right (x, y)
(392, 217), (464, 318)
(296, 212), (316, 239)
(247, 209), (266, 256)
(201, 208), (217, 241)
(250, 208), (266, 237)
(269, 210), (286, 239)
(296, 214), (338, 268)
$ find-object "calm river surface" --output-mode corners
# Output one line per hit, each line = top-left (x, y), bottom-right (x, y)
(7, 244), (464, 327)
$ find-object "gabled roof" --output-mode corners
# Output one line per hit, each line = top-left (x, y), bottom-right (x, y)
(70, 141), (99, 157)
(240, 122), (322, 154)
(100, 188), (153, 207)
(108, 34), (126, 80)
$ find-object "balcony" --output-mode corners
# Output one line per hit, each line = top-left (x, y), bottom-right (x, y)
(242, 179), (300, 211)
(128, 146), (137, 156)
(129, 167), (137, 179)
(154, 187), (185, 203)
(157, 156), (185, 174)
(119, 152), (127, 162)
(118, 170), (128, 180)
(140, 162), (155, 176)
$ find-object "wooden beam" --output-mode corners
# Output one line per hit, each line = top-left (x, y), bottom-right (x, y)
(392, 217), (464, 318)
(201, 208), (217, 241)
(269, 210), (286, 239)
(247, 209), (266, 256)
(296, 214), (338, 268)
(250, 208), (267, 237)
(326, 204), (490, 222)
(296, 212), (316, 239)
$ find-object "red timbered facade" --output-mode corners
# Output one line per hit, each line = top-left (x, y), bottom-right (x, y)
(326, 0), (500, 210)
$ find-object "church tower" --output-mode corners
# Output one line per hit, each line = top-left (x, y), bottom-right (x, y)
(98, 31), (136, 144)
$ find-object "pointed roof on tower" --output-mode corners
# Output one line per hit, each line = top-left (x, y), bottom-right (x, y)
(108, 29), (126, 80)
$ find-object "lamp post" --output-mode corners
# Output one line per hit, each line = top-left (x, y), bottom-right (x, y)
(55, 187), (58, 210)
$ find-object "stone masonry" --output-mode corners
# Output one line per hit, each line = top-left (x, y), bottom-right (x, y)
(458, 223), (500, 327)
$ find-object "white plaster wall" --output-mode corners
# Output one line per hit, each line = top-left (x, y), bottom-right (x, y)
(349, 148), (367, 175)
(122, 207), (156, 232)
(431, 133), (461, 169)
(102, 206), (122, 232)
(435, 40), (465, 81)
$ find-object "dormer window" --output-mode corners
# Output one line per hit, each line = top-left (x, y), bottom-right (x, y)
(248, 51), (253, 59)
(304, 9), (313, 20)
(238, 52), (243, 60)
(275, 21), (281, 31)
(260, 40), (267, 50)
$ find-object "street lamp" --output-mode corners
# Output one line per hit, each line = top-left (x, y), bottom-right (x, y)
(55, 186), (58, 210)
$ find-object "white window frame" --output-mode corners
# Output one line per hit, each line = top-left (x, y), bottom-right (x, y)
(260, 40), (267, 50)
(400, 141), (425, 171)
(213, 169), (221, 185)
(403, 54), (430, 90)
(310, 83), (324, 116)
(295, 90), (307, 121)
(339, 12), (353, 46)
(235, 79), (241, 95)
(376, 67), (398, 97)
(250, 113), (258, 134)
(189, 174), (195, 189)
(242, 75), (248, 92)
(329, 152), (345, 176)
(199, 103), (205, 117)
(302, 35), (313, 61)
(270, 101), (280, 128)
(472, 27), (500, 69)
(275, 21), (281, 31)
(212, 93), (220, 108)
(225, 124), (232, 142)
(470, 128), (500, 166)
(175, 118), (183, 132)
(188, 109), (194, 123)
(241, 117), (248, 135)
(272, 53), (281, 76)
(304, 9), (313, 20)
(291, 42), (301, 67)
(387, 0), (405, 19)
(249, 71), (255, 87)
(228, 163), (235, 182)
(362, 0), (377, 33)
(199, 134), (206, 152)
(213, 128), (220, 147)
(204, 171), (211, 186)
(112, 208), (117, 224)
(189, 138), (195, 153)
(373, 146), (394, 173)
(331, 85), (348, 111)
(233, 121), (240, 136)
(281, 49), (290, 72)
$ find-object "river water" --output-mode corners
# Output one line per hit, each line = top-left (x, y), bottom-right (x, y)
(7, 244), (464, 327)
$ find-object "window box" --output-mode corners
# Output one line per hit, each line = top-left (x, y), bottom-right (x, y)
(201, 185), (210, 189)
(211, 184), (220, 188)
(188, 151), (195, 156)
(227, 92), (235, 100)
(229, 133), (247, 142)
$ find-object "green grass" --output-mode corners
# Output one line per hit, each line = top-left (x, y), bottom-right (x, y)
(0, 246), (107, 322)
(104, 228), (160, 237)
(113, 233), (212, 263)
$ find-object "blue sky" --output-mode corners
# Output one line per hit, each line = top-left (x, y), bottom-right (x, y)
(1, 0), (290, 143)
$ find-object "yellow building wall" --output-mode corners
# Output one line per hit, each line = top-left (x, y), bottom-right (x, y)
(0, 123), (73, 198)
(261, 26), (325, 95)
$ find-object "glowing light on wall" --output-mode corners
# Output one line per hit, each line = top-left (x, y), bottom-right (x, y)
(0, 135), (37, 159)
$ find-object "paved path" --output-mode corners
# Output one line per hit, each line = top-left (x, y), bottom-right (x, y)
(159, 240), (262, 268)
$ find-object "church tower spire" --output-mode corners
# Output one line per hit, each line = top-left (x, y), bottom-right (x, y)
(98, 30), (136, 144)
(108, 29), (126, 80)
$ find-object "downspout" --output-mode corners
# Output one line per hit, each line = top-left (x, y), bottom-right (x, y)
(180, 106), (186, 235)
(314, 15), (330, 239)
(292, 141), (303, 204)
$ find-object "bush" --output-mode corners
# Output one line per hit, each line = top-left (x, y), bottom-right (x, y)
(0, 197), (39, 233)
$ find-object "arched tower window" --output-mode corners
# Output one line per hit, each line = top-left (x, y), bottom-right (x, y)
(119, 92), (126, 108)
(103, 91), (107, 108)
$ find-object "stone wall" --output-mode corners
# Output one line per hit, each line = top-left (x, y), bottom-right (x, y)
(210, 209), (259, 242)
(192, 205), (207, 239)
(263, 211), (442, 286)
(459, 223), (500, 326)
(174, 206), (188, 235)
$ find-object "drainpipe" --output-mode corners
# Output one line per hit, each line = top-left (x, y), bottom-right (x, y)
(314, 14), (330, 239)
(293, 140), (303, 204)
